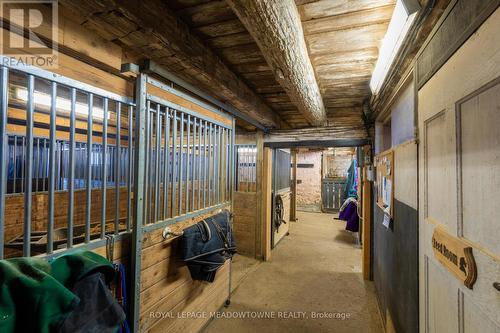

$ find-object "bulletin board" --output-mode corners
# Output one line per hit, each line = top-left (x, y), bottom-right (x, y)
(375, 150), (394, 217)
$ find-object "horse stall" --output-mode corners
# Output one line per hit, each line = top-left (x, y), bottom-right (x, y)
(0, 5), (238, 332)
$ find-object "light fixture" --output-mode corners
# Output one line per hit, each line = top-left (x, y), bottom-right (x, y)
(369, 0), (419, 94)
(15, 87), (107, 119)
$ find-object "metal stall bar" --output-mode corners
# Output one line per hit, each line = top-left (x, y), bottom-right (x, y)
(85, 93), (94, 243)
(197, 119), (202, 210)
(67, 88), (77, 248)
(208, 123), (213, 207)
(178, 113), (184, 216)
(196, 119), (203, 210)
(171, 110), (177, 216)
(203, 120), (208, 209)
(163, 107), (170, 219)
(127, 104), (133, 232)
(47, 82), (57, 253)
(214, 126), (219, 204)
(191, 117), (196, 211)
(231, 119), (235, 203)
(154, 103), (161, 222)
(101, 98), (109, 239)
(115, 102), (122, 234)
(13, 136), (17, 193)
(185, 115), (191, 214)
(220, 129), (224, 198)
(144, 101), (151, 224)
(224, 128), (229, 200)
(42, 139), (46, 191)
(145, 102), (150, 224)
(23, 75), (35, 257)
(0, 67), (8, 259)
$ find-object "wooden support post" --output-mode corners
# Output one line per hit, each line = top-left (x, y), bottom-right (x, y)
(255, 131), (264, 259)
(290, 148), (297, 222)
(362, 166), (373, 280)
(261, 147), (273, 261)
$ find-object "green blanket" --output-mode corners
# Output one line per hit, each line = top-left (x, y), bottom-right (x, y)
(0, 251), (115, 333)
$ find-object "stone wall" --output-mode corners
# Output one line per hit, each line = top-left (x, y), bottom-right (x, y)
(296, 150), (322, 211)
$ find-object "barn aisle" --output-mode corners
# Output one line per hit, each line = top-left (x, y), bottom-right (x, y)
(203, 211), (383, 333)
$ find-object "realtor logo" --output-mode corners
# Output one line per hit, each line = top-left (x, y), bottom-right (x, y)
(0, 0), (58, 67)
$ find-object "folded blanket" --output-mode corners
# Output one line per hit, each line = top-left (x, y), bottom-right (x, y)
(181, 211), (236, 282)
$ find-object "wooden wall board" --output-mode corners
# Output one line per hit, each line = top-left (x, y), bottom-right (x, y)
(0, 28), (133, 97)
(138, 205), (231, 332)
(3, 187), (129, 257)
(233, 191), (258, 256)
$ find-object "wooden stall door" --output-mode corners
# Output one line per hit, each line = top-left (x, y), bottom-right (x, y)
(418, 10), (500, 333)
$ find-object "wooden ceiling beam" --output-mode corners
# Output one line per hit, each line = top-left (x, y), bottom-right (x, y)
(264, 127), (369, 144)
(226, 0), (327, 126)
(59, 0), (281, 129)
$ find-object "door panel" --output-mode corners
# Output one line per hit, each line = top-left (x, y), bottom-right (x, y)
(426, 256), (459, 333)
(418, 8), (500, 333)
(463, 293), (499, 333)
(424, 111), (456, 231)
(459, 81), (500, 255)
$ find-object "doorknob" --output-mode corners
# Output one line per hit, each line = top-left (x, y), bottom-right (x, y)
(493, 282), (500, 292)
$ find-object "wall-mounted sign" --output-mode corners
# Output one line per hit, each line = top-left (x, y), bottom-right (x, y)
(432, 228), (477, 289)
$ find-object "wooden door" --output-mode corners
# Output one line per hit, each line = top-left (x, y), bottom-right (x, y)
(418, 10), (500, 333)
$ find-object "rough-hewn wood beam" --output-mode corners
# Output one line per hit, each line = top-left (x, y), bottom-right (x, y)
(226, 0), (327, 126)
(265, 126), (368, 143)
(59, 0), (281, 129)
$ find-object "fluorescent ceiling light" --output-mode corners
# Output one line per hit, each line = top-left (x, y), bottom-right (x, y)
(15, 88), (107, 119)
(370, 0), (418, 94)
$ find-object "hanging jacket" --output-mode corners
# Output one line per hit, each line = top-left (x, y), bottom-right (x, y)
(0, 251), (125, 333)
(181, 211), (236, 282)
(344, 159), (358, 200)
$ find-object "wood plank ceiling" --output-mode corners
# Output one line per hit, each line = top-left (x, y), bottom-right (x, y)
(168, 0), (310, 129)
(297, 0), (395, 133)
(167, 0), (395, 138)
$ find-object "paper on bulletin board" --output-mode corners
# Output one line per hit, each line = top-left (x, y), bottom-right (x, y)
(382, 212), (391, 229)
(382, 177), (392, 210)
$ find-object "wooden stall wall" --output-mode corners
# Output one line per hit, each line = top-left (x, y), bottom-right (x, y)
(138, 206), (230, 333)
(232, 133), (261, 258)
(233, 192), (258, 257)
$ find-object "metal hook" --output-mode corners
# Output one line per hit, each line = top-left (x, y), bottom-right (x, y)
(162, 226), (184, 240)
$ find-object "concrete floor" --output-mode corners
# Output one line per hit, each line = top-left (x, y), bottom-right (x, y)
(203, 211), (383, 333)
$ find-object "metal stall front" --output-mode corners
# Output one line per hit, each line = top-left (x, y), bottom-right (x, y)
(130, 73), (235, 332)
(271, 148), (291, 248)
(0, 56), (135, 259)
